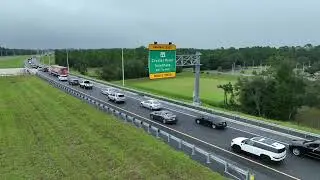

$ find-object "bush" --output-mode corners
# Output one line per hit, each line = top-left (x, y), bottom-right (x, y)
(252, 70), (257, 75)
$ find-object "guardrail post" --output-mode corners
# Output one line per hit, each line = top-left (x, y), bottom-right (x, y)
(192, 145), (195, 155)
(206, 153), (211, 164)
(224, 162), (228, 173)
(246, 171), (254, 180)
(178, 139), (182, 149)
(167, 134), (170, 142)
(147, 125), (150, 133)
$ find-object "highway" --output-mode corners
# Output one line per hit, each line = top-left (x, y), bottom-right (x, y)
(34, 66), (319, 180)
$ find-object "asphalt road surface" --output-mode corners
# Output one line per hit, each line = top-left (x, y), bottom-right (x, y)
(33, 64), (319, 180)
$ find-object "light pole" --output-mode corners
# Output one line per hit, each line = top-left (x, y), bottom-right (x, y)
(66, 49), (70, 72)
(49, 53), (51, 66)
(122, 48), (125, 86)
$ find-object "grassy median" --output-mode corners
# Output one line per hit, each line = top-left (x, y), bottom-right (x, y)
(0, 55), (29, 68)
(114, 72), (238, 107)
(0, 76), (223, 180)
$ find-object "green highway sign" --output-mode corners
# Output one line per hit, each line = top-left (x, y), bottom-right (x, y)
(148, 44), (176, 79)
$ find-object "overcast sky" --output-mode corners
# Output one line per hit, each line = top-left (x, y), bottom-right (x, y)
(0, 0), (319, 49)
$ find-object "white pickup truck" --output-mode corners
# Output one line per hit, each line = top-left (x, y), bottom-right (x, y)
(108, 92), (125, 103)
(79, 80), (93, 89)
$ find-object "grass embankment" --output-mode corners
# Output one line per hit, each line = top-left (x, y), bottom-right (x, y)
(0, 76), (222, 180)
(0, 55), (29, 68)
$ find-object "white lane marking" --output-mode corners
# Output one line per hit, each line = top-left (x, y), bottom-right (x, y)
(116, 93), (294, 145)
(159, 100), (315, 139)
(228, 126), (290, 146)
(67, 74), (308, 142)
(50, 76), (300, 180)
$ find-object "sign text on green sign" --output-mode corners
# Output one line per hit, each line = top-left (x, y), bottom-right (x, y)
(148, 50), (176, 79)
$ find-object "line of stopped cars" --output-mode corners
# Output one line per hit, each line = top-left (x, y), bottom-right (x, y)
(98, 87), (320, 163)
(48, 71), (320, 163)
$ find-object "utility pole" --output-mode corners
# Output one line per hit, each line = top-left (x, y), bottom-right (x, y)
(121, 48), (125, 86)
(66, 49), (69, 72)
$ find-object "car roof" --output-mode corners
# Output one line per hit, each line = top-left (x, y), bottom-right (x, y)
(160, 110), (173, 114)
(251, 137), (285, 149)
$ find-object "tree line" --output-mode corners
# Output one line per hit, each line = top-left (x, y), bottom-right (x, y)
(0, 47), (37, 56)
(55, 44), (320, 81)
(54, 44), (320, 121)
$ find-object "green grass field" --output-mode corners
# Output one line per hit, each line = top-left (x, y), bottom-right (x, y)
(0, 55), (29, 68)
(0, 76), (223, 180)
(115, 72), (238, 107)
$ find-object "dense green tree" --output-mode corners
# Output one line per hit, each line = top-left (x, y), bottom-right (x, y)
(236, 60), (306, 120)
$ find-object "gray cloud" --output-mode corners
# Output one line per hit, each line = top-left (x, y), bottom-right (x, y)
(0, 0), (319, 49)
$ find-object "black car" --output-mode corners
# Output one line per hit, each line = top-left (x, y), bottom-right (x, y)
(68, 78), (79, 85)
(195, 116), (227, 129)
(289, 139), (320, 159)
(150, 110), (177, 124)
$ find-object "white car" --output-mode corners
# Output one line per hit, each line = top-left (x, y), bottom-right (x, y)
(231, 137), (286, 162)
(79, 80), (93, 89)
(108, 92), (125, 103)
(58, 75), (68, 81)
(101, 88), (115, 96)
(140, 100), (162, 110)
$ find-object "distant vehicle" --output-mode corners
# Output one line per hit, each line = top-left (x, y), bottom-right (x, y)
(101, 88), (115, 96)
(49, 65), (69, 77)
(195, 116), (227, 129)
(108, 92), (125, 103)
(79, 80), (93, 89)
(140, 99), (162, 110)
(42, 67), (48, 72)
(68, 78), (79, 85)
(289, 139), (320, 159)
(231, 137), (286, 162)
(150, 110), (177, 124)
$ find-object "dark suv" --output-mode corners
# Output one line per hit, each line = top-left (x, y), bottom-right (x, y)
(289, 139), (320, 159)
(68, 78), (79, 85)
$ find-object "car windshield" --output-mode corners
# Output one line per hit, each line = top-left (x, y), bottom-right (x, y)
(151, 101), (159, 105)
(162, 111), (173, 116)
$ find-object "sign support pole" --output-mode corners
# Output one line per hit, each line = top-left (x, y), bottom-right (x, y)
(193, 52), (201, 106)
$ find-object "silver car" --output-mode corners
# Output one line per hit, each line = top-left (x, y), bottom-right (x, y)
(140, 99), (162, 110)
(101, 88), (115, 96)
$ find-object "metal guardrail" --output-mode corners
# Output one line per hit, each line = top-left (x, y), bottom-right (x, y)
(36, 72), (254, 180)
(70, 73), (320, 140)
